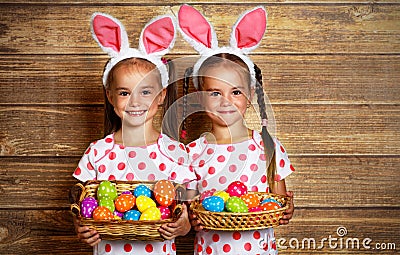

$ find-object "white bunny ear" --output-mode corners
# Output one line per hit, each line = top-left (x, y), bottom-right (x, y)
(91, 12), (129, 57)
(230, 6), (267, 54)
(139, 15), (176, 56)
(178, 4), (218, 53)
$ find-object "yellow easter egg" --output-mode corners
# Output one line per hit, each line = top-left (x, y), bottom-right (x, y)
(136, 195), (156, 213)
(140, 207), (161, 221)
(213, 190), (230, 202)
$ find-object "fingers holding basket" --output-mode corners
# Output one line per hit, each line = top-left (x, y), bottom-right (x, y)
(74, 217), (101, 246)
(279, 191), (294, 225)
(159, 204), (191, 239)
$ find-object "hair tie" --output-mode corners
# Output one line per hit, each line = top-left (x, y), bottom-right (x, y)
(261, 118), (268, 127)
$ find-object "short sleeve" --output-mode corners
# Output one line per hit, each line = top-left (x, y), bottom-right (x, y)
(274, 138), (295, 182)
(72, 143), (97, 182)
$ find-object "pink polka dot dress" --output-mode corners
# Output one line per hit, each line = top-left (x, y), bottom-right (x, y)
(186, 131), (294, 255)
(73, 133), (196, 255)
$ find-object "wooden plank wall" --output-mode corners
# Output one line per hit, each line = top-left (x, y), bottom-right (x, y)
(0, 1), (399, 254)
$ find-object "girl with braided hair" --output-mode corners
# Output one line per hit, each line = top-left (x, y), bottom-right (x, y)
(178, 5), (295, 254)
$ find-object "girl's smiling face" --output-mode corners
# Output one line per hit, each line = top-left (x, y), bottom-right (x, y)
(106, 65), (165, 128)
(200, 64), (252, 128)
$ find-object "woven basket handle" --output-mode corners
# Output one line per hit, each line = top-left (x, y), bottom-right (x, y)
(172, 184), (186, 218)
(69, 182), (85, 217)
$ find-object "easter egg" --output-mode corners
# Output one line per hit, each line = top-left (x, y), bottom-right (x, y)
(99, 197), (115, 213)
(140, 207), (161, 221)
(115, 193), (135, 212)
(158, 206), (171, 220)
(202, 196), (225, 212)
(226, 181), (248, 197)
(133, 184), (152, 198)
(93, 206), (113, 220)
(136, 195), (156, 212)
(213, 190), (230, 202)
(114, 210), (124, 218)
(80, 197), (98, 218)
(97, 181), (118, 201)
(122, 190), (132, 195)
(260, 202), (281, 211)
(225, 197), (248, 213)
(240, 193), (260, 209)
(261, 198), (283, 207)
(124, 210), (141, 221)
(154, 180), (176, 207)
(248, 206), (262, 212)
(199, 189), (216, 202)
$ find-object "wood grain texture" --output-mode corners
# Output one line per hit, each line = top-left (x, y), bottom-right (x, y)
(0, 4), (399, 54)
(2, 1), (400, 4)
(1, 54), (399, 105)
(0, 105), (398, 156)
(1, 156), (399, 208)
(0, 208), (398, 254)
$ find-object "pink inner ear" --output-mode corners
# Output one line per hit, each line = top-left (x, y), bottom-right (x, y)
(142, 17), (174, 54)
(235, 8), (266, 49)
(179, 5), (212, 48)
(93, 15), (122, 53)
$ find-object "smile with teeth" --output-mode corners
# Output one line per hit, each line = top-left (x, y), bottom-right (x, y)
(126, 110), (147, 116)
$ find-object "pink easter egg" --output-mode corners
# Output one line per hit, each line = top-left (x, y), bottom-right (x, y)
(226, 181), (248, 197)
(158, 206), (171, 220)
(199, 189), (216, 202)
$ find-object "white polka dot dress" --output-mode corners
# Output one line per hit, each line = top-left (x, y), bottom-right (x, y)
(73, 133), (196, 255)
(186, 131), (294, 255)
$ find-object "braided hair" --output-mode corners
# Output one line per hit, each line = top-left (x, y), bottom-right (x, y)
(254, 64), (277, 190)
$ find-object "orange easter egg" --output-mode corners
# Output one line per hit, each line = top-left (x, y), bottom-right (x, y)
(260, 202), (281, 211)
(93, 206), (113, 220)
(115, 194), (136, 213)
(154, 180), (176, 206)
(240, 193), (260, 209)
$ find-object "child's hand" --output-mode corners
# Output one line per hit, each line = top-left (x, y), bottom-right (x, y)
(188, 207), (203, 232)
(279, 191), (294, 225)
(73, 217), (101, 246)
(159, 203), (191, 240)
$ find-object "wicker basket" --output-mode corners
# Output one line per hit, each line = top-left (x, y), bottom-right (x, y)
(190, 192), (290, 231)
(70, 180), (184, 241)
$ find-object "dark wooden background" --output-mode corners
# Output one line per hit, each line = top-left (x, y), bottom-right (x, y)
(0, 1), (399, 254)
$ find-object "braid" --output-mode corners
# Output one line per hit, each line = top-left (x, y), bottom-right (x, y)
(254, 64), (276, 191)
(181, 67), (193, 141)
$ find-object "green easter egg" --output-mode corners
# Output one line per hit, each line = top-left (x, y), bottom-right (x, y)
(99, 197), (115, 213)
(225, 196), (248, 213)
(97, 181), (118, 201)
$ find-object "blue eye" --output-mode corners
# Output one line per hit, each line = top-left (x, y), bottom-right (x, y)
(142, 90), (152, 95)
(209, 91), (220, 97)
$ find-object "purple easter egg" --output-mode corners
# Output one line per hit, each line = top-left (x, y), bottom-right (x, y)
(114, 210), (124, 218)
(122, 191), (132, 195)
(81, 197), (98, 218)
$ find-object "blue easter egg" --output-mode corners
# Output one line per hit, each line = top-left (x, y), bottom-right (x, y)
(261, 198), (282, 207)
(202, 196), (225, 212)
(123, 209), (141, 221)
(134, 185), (152, 198)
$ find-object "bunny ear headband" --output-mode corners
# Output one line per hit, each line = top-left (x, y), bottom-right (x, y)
(178, 4), (267, 89)
(91, 12), (177, 88)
